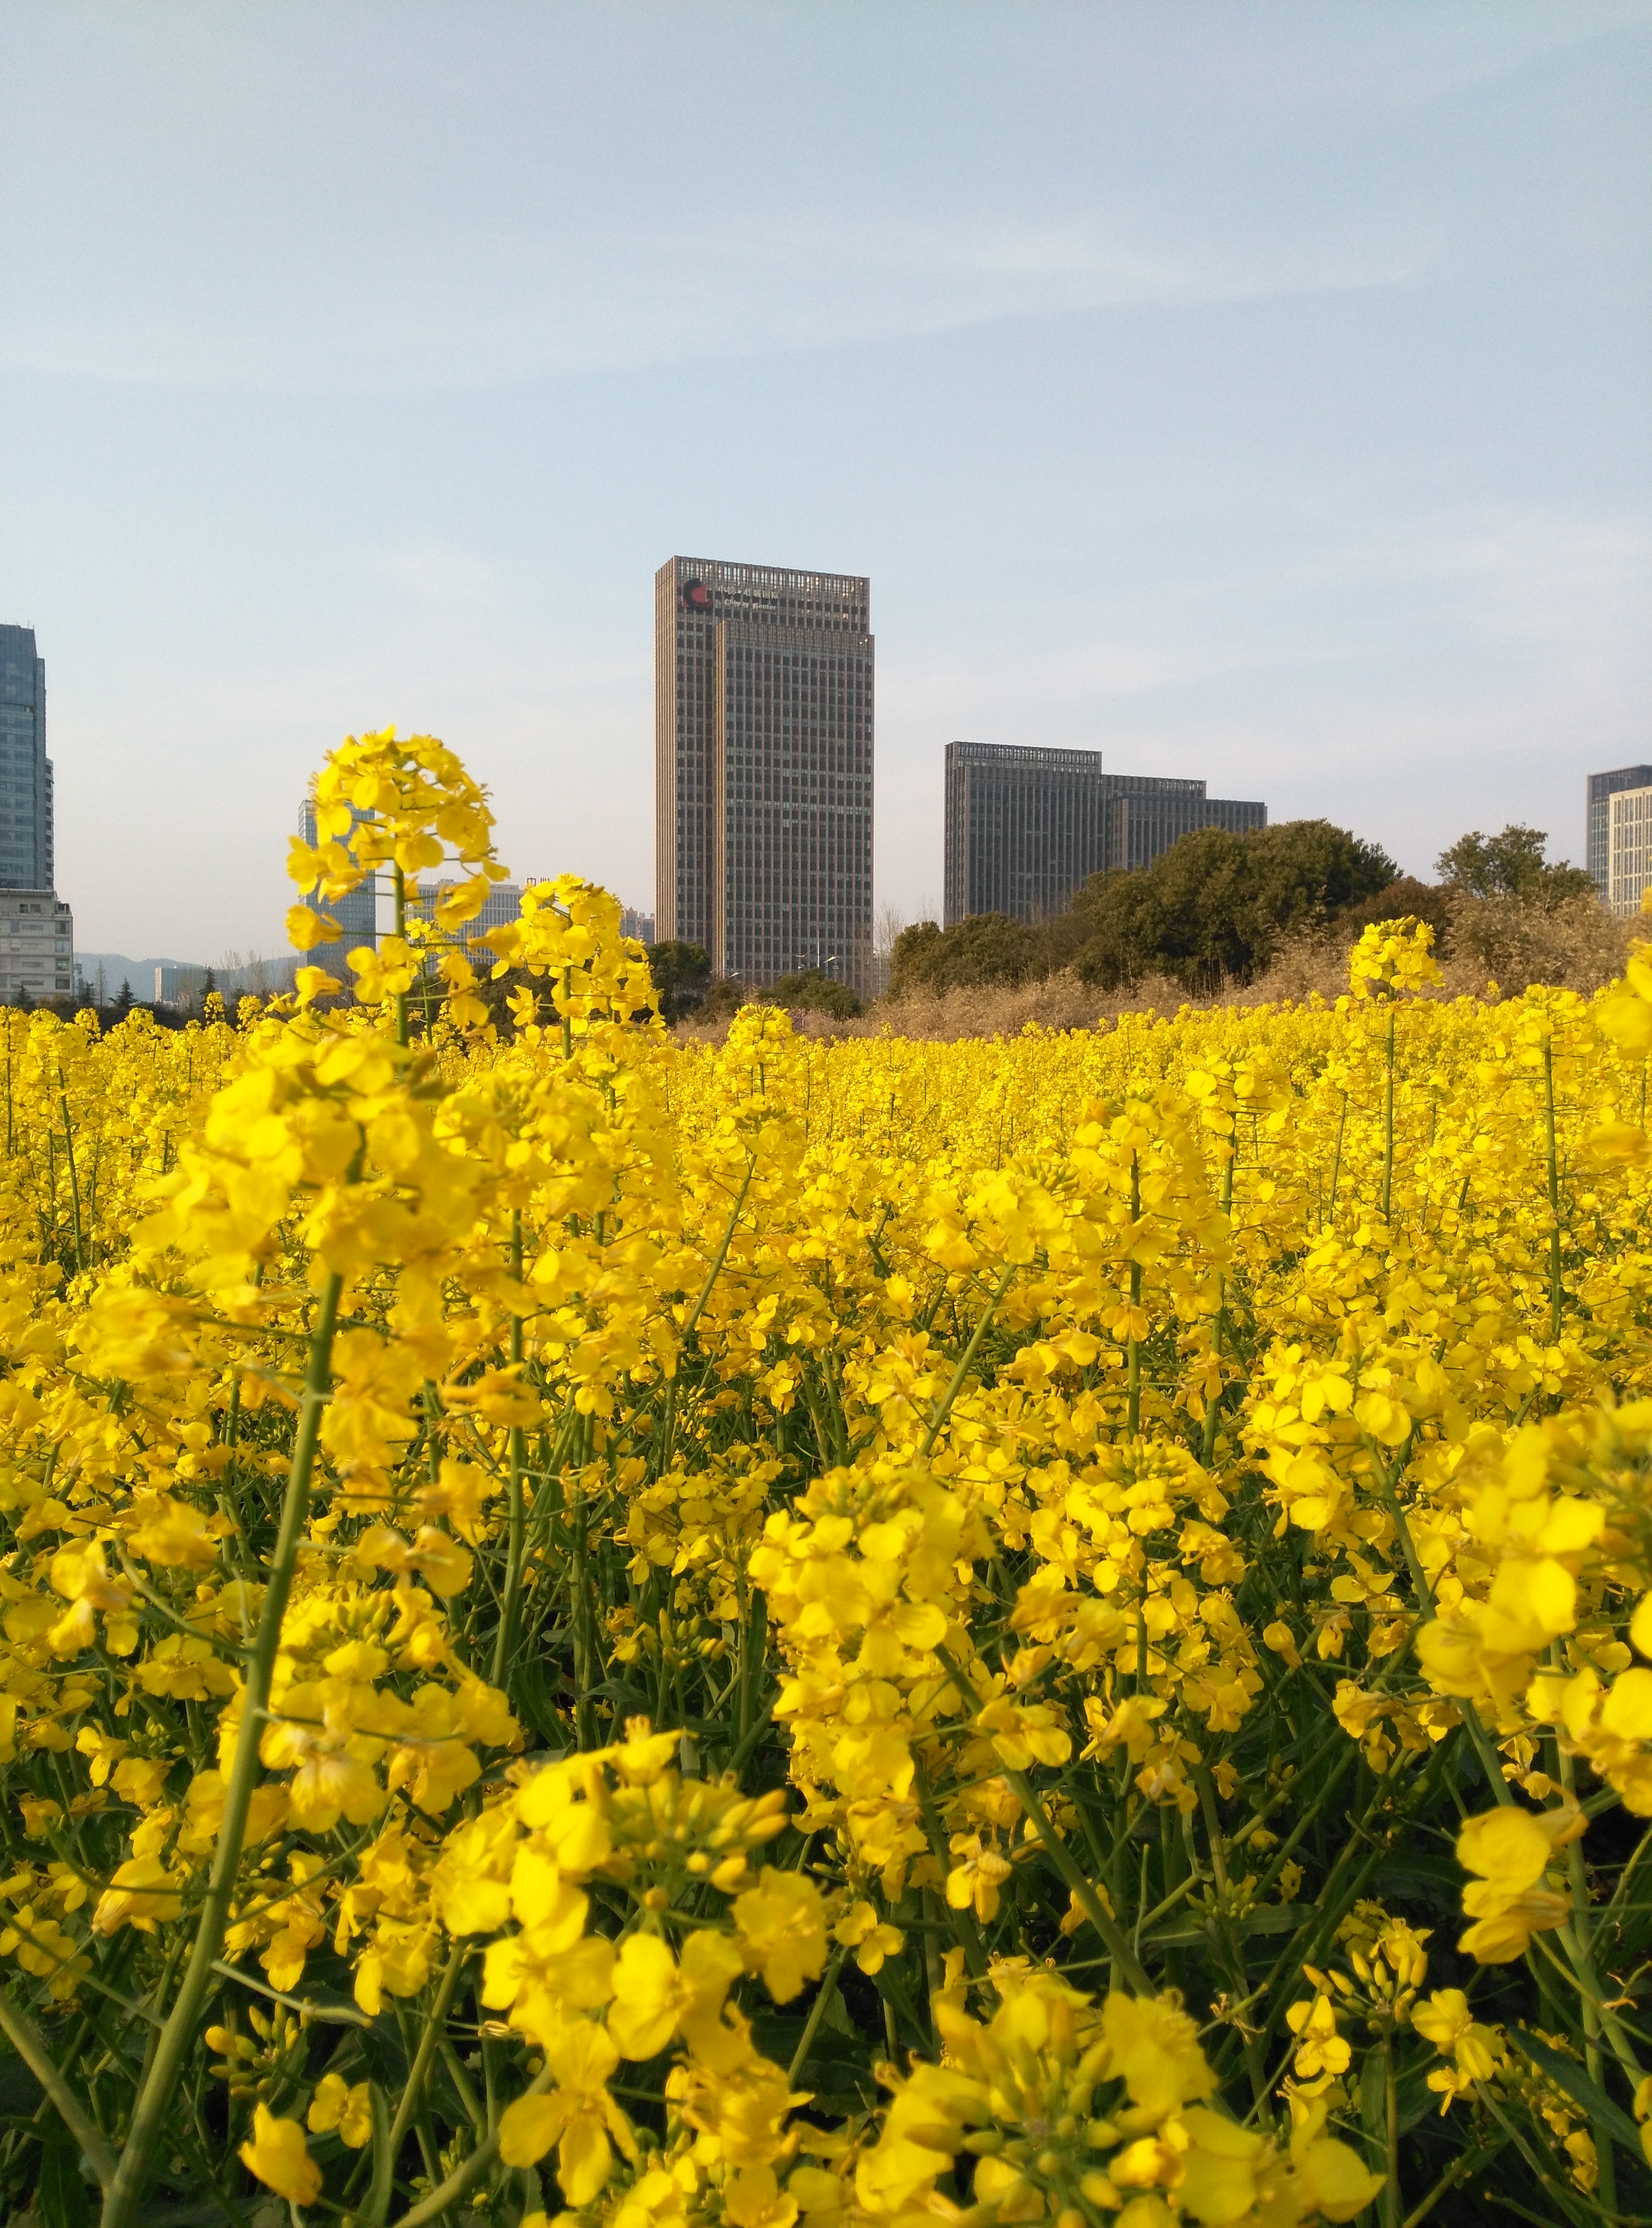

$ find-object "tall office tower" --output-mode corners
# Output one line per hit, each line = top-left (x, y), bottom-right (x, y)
(944, 742), (1109, 925)
(1588, 767), (1652, 898)
(296, 796), (379, 955)
(943, 744), (1267, 924)
(655, 556), (874, 992)
(1100, 773), (1265, 874)
(0, 626), (54, 892)
(1608, 786), (1652, 918)
(0, 627), (74, 1004)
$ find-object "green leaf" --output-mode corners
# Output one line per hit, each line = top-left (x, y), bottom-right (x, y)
(1509, 2027), (1643, 2154)
(36, 2137), (92, 2228)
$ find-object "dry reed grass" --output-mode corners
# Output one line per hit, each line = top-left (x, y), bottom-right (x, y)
(671, 896), (1638, 1046)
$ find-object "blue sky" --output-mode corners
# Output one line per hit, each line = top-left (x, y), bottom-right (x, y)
(2, 0), (1649, 963)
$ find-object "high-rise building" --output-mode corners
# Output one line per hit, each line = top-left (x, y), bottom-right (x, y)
(1101, 773), (1266, 876)
(943, 743), (1266, 925)
(0, 626), (74, 1004)
(944, 743), (1110, 926)
(655, 557), (873, 992)
(620, 907), (656, 946)
(1588, 766), (1652, 899)
(1607, 786), (1652, 918)
(0, 626), (55, 893)
(296, 796), (379, 956)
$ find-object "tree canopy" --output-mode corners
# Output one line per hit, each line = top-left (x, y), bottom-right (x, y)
(644, 939), (712, 1021)
(887, 912), (1045, 999)
(1072, 819), (1398, 990)
(1435, 824), (1595, 909)
(770, 968), (861, 1018)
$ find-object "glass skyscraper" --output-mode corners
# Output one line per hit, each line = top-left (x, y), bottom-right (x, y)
(0, 627), (74, 1004)
(654, 556), (873, 993)
(297, 796), (379, 956)
(0, 626), (53, 893)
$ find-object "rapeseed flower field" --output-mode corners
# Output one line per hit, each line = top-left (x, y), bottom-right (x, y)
(2, 730), (1651, 2228)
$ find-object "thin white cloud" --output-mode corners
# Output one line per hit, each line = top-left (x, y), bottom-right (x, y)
(1, 207), (1421, 395)
(364, 543), (500, 605)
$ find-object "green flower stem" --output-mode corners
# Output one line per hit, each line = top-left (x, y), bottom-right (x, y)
(491, 1209), (527, 1688)
(1542, 1037), (1564, 1341)
(936, 1648), (1152, 1995)
(1378, 1470), (1517, 1811)
(57, 1077), (85, 1275)
(1327, 1087), (1348, 1224)
(658, 1156), (759, 1474)
(920, 1262), (1017, 1460)
(788, 1945), (848, 2083)
(912, 1763), (987, 1979)
(393, 863), (409, 1050)
(101, 1269), (343, 2228)
(1380, 1003), (1396, 1224)
(388, 2057), (563, 2228)
(1126, 1153), (1143, 1436)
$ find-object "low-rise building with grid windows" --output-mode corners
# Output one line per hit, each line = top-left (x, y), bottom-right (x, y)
(0, 891), (74, 1004)
(944, 743), (1266, 924)
(1588, 766), (1652, 900)
(1608, 786), (1652, 919)
(655, 557), (873, 992)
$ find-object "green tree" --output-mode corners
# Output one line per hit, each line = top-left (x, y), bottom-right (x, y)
(644, 939), (713, 1022)
(1435, 824), (1596, 909)
(770, 968), (861, 1018)
(111, 978), (134, 1019)
(887, 912), (1044, 998)
(695, 977), (749, 1023)
(1073, 820), (1398, 991)
(1333, 874), (1455, 949)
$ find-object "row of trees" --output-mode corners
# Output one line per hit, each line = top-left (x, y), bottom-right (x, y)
(887, 818), (1597, 999)
(634, 821), (1598, 1022)
(44, 824), (1582, 1032)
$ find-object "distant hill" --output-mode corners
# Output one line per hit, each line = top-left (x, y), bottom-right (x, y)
(76, 951), (299, 1003)
(76, 954), (192, 996)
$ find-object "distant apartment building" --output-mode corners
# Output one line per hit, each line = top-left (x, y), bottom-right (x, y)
(154, 956), (299, 1010)
(656, 556), (873, 992)
(1608, 786), (1652, 919)
(620, 907), (655, 946)
(0, 891), (74, 1004)
(943, 742), (1266, 926)
(296, 796), (378, 956)
(409, 878), (536, 936)
(155, 963), (206, 1008)
(1588, 766), (1652, 900)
